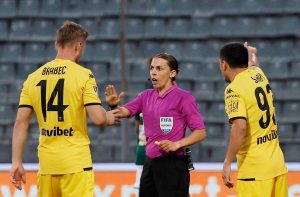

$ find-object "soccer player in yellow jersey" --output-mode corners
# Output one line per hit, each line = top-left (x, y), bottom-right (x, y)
(219, 42), (288, 197)
(10, 21), (121, 196)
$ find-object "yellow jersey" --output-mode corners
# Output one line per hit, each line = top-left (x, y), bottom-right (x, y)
(224, 66), (288, 180)
(19, 59), (101, 174)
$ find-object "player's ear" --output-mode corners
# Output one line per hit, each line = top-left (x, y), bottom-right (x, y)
(54, 41), (61, 51)
(219, 59), (227, 71)
(74, 41), (80, 51)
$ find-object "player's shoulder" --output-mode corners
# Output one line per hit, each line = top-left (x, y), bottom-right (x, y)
(247, 66), (270, 85)
(224, 82), (241, 97)
(248, 66), (267, 77)
(71, 62), (91, 74)
(25, 64), (45, 81)
(74, 67), (97, 83)
(65, 61), (95, 80)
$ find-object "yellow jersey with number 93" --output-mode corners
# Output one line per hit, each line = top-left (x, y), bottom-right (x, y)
(19, 59), (101, 174)
(224, 66), (287, 180)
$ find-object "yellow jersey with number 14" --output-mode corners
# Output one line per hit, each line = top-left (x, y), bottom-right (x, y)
(19, 59), (101, 174)
(224, 66), (288, 180)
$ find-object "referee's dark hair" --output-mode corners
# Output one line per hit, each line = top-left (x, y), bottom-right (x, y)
(220, 42), (248, 68)
(147, 53), (179, 81)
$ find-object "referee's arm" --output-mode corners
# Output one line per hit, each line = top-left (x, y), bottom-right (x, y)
(156, 129), (206, 152)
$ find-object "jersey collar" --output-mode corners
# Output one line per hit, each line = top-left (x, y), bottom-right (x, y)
(157, 84), (177, 99)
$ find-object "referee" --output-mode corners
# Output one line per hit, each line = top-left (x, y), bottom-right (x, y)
(106, 53), (207, 197)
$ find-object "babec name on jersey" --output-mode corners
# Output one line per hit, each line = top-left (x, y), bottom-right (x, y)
(41, 126), (74, 136)
(42, 66), (67, 75)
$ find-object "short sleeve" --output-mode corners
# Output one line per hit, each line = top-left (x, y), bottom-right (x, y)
(181, 93), (205, 132)
(224, 86), (247, 123)
(83, 71), (101, 106)
(19, 78), (33, 108)
(123, 92), (143, 117)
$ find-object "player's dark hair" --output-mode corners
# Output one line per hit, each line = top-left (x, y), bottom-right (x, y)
(220, 42), (248, 68)
(56, 20), (88, 48)
(147, 53), (179, 81)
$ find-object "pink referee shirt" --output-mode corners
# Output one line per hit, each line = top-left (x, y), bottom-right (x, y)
(124, 84), (205, 159)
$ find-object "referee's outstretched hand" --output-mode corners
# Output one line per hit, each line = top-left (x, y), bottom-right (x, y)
(105, 85), (125, 108)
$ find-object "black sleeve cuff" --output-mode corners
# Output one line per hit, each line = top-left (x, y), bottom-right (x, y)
(84, 103), (102, 107)
(229, 116), (246, 124)
(18, 105), (33, 109)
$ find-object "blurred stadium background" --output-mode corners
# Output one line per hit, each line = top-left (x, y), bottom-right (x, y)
(0, 0), (300, 165)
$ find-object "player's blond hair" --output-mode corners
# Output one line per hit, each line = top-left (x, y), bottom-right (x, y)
(56, 20), (88, 48)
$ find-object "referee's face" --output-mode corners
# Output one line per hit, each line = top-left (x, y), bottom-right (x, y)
(150, 57), (176, 92)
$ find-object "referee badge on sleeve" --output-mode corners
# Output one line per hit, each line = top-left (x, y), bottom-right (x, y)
(160, 117), (173, 134)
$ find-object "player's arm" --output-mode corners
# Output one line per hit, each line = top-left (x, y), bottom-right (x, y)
(85, 105), (121, 126)
(244, 42), (260, 67)
(222, 118), (247, 188)
(84, 72), (122, 125)
(105, 85), (130, 118)
(10, 107), (33, 190)
(155, 129), (206, 152)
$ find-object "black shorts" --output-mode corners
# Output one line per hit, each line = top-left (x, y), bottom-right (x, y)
(139, 155), (190, 197)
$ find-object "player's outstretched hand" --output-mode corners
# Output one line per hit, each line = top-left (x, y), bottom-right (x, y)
(105, 85), (125, 108)
(106, 109), (121, 125)
(10, 163), (26, 190)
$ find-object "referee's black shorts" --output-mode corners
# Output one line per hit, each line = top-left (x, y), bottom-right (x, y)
(139, 155), (190, 197)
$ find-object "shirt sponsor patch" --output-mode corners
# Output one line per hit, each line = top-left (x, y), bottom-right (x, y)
(93, 86), (99, 96)
(160, 117), (173, 134)
(227, 100), (239, 114)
